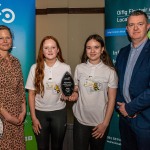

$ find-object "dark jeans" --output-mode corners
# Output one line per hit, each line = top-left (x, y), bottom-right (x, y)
(73, 117), (107, 150)
(35, 107), (67, 150)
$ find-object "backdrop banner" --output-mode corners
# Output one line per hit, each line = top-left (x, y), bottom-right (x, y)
(105, 1), (150, 150)
(0, 1), (36, 149)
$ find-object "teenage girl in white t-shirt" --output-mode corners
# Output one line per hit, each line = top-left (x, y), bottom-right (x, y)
(71, 34), (118, 150)
(26, 36), (71, 150)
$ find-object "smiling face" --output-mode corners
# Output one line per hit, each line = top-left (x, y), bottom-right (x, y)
(126, 14), (149, 45)
(43, 39), (59, 62)
(0, 29), (12, 56)
(86, 39), (104, 64)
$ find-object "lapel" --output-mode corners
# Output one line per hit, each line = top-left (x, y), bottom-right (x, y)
(122, 45), (130, 74)
(119, 45), (131, 88)
(117, 44), (130, 88)
(131, 39), (150, 81)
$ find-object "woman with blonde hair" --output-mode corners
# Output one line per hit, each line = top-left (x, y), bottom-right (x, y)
(0, 25), (26, 150)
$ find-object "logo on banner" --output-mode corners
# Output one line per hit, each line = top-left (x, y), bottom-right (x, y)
(0, 4), (15, 23)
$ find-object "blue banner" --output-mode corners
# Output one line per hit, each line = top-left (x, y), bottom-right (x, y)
(0, 1), (36, 149)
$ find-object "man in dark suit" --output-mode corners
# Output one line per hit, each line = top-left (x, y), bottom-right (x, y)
(115, 10), (150, 150)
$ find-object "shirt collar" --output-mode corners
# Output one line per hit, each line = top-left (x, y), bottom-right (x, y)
(44, 59), (60, 69)
(131, 38), (148, 51)
(86, 59), (103, 67)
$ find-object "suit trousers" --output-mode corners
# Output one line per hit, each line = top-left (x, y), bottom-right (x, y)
(119, 116), (150, 150)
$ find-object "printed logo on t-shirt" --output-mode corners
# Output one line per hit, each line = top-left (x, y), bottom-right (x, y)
(84, 76), (103, 93)
(46, 80), (60, 94)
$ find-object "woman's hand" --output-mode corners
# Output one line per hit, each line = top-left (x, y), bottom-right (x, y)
(68, 91), (78, 101)
(1, 108), (20, 125)
(17, 111), (26, 125)
(60, 94), (69, 101)
(32, 117), (42, 135)
(92, 123), (107, 139)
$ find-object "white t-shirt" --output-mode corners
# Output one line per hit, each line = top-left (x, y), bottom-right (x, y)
(73, 61), (118, 126)
(25, 60), (71, 111)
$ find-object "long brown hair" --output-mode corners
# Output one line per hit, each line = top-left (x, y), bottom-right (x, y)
(81, 34), (114, 69)
(35, 35), (65, 96)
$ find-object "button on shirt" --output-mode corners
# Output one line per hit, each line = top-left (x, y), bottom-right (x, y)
(123, 40), (147, 103)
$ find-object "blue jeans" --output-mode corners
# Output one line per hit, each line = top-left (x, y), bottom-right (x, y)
(73, 117), (107, 150)
(35, 107), (67, 150)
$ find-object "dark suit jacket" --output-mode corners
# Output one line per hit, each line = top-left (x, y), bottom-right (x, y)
(115, 39), (150, 129)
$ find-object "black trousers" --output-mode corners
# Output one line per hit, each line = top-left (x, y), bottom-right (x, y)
(73, 117), (107, 150)
(35, 107), (67, 150)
